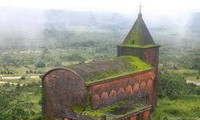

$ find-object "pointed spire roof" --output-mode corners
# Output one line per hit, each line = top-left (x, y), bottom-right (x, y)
(122, 9), (155, 46)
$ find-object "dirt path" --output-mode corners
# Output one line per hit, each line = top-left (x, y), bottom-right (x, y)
(0, 75), (41, 87)
(0, 81), (24, 86)
(1, 76), (39, 80)
(187, 80), (200, 86)
(0, 81), (42, 87)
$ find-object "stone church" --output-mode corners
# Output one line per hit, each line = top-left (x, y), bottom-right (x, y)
(42, 9), (160, 120)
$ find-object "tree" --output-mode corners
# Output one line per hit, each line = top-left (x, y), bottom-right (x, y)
(1, 54), (16, 66)
(35, 61), (46, 68)
(67, 54), (86, 62)
(157, 72), (187, 97)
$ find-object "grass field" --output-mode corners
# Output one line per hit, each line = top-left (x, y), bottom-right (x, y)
(0, 78), (41, 84)
(0, 81), (42, 120)
(165, 69), (200, 82)
(151, 95), (200, 120)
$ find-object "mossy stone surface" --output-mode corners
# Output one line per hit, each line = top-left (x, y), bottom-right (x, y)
(69, 56), (151, 82)
(117, 44), (159, 49)
(81, 100), (148, 119)
(122, 14), (155, 46)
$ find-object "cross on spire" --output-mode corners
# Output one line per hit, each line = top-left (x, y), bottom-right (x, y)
(138, 3), (143, 14)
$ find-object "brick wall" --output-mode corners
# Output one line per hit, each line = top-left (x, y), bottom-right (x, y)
(42, 68), (87, 118)
(88, 69), (156, 109)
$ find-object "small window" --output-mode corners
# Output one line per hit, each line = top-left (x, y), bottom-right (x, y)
(132, 40), (135, 44)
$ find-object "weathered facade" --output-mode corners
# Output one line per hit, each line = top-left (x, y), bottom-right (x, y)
(42, 10), (159, 120)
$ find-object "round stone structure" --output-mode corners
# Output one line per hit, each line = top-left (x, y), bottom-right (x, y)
(42, 68), (87, 118)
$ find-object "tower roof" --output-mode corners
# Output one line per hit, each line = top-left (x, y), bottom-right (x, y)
(122, 12), (155, 46)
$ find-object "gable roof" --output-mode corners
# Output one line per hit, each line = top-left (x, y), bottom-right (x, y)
(122, 13), (155, 46)
(69, 56), (151, 82)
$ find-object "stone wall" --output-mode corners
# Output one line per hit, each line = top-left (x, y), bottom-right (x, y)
(42, 68), (156, 119)
(42, 68), (87, 118)
(144, 47), (159, 73)
(88, 69), (156, 109)
(117, 106), (152, 120)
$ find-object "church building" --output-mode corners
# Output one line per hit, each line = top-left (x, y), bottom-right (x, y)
(42, 8), (160, 120)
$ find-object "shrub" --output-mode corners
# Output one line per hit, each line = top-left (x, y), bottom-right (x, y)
(157, 72), (187, 97)
(20, 76), (26, 80)
(188, 83), (200, 95)
(67, 54), (86, 62)
(192, 107), (200, 116)
(35, 61), (46, 68)
(164, 107), (185, 116)
(150, 109), (169, 120)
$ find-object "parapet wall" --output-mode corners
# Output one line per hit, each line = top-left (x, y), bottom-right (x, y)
(88, 69), (156, 109)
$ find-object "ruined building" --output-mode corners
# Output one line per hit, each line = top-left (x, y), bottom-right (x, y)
(42, 9), (160, 120)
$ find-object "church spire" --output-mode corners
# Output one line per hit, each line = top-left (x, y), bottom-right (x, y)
(139, 3), (142, 14)
(138, 3), (142, 18)
(122, 4), (155, 46)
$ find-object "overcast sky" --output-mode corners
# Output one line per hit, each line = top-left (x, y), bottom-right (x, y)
(0, 0), (200, 15)
(0, 0), (199, 33)
(0, 0), (199, 44)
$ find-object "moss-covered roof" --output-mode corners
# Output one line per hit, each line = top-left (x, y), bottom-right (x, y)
(117, 44), (159, 49)
(69, 56), (151, 82)
(122, 13), (155, 46)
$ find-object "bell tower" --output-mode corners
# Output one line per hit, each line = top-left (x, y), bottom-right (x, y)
(117, 6), (160, 108)
(117, 6), (160, 73)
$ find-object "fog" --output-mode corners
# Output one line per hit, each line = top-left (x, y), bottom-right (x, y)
(0, 0), (199, 13)
(0, 7), (44, 37)
(0, 0), (200, 50)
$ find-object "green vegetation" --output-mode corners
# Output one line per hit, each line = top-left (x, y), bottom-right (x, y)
(157, 72), (187, 97)
(83, 100), (146, 119)
(123, 56), (151, 70)
(0, 32), (121, 77)
(151, 71), (200, 120)
(0, 78), (40, 84)
(171, 69), (200, 82)
(0, 82), (42, 120)
(35, 60), (46, 68)
(117, 44), (159, 48)
(122, 16), (155, 45)
(151, 95), (200, 120)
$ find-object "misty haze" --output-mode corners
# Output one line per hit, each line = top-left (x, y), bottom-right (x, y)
(0, 7), (200, 50)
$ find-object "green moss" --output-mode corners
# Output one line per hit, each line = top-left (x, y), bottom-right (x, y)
(117, 44), (159, 49)
(122, 17), (155, 46)
(83, 100), (147, 119)
(72, 104), (84, 113)
(70, 56), (151, 82)
(122, 56), (151, 70)
(85, 88), (92, 110)
(84, 102), (120, 117)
